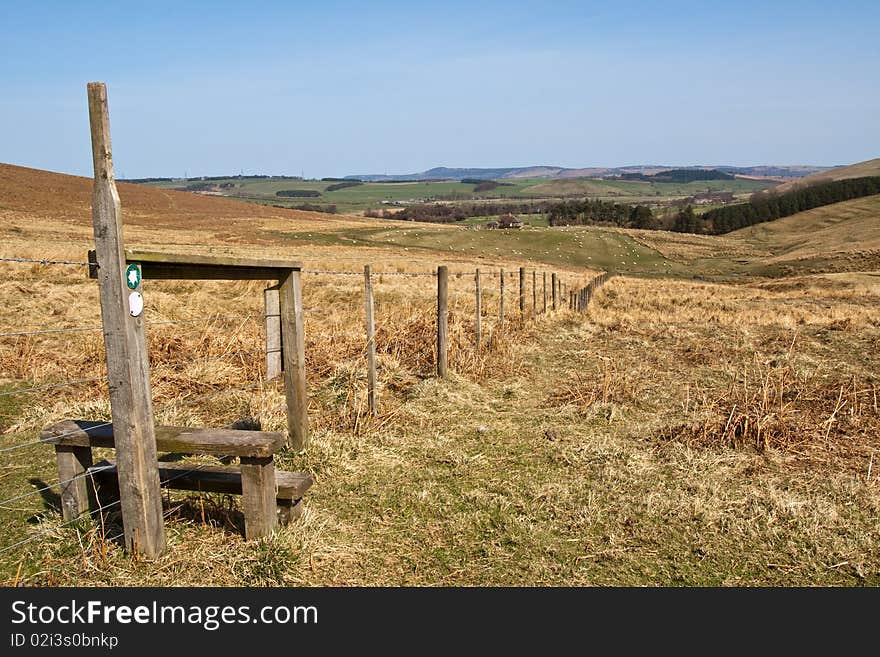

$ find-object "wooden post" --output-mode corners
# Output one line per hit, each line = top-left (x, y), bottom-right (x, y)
(551, 273), (557, 311)
(279, 268), (308, 450)
(87, 82), (165, 558)
(475, 268), (482, 351)
(55, 445), (94, 521)
(499, 269), (505, 329)
(264, 286), (281, 380)
(532, 270), (537, 319)
(519, 267), (526, 319)
(542, 272), (547, 315)
(437, 265), (448, 377)
(364, 265), (377, 417)
(239, 456), (277, 539)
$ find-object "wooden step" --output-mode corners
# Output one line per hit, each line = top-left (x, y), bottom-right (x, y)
(90, 460), (314, 525)
(41, 420), (284, 458)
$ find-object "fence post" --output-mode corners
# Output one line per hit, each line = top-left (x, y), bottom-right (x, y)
(532, 270), (537, 319)
(87, 82), (165, 558)
(475, 268), (481, 351)
(499, 269), (505, 329)
(264, 286), (281, 380)
(437, 265), (448, 377)
(519, 267), (526, 319)
(551, 273), (557, 311)
(542, 272), (547, 315)
(279, 267), (308, 450)
(364, 265), (377, 417)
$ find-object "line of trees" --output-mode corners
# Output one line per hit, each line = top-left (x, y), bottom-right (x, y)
(369, 200), (557, 223)
(325, 181), (363, 192)
(276, 189), (321, 198)
(547, 199), (659, 229)
(679, 176), (880, 234)
(619, 168), (735, 183)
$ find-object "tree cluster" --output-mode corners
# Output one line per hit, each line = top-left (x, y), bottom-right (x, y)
(688, 176), (880, 234)
(276, 189), (321, 198)
(547, 199), (658, 229)
(324, 181), (363, 192)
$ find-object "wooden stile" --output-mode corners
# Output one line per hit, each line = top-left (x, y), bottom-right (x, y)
(87, 82), (165, 558)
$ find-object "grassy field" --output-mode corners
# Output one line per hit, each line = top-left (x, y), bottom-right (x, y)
(143, 175), (776, 214)
(1, 164), (878, 586)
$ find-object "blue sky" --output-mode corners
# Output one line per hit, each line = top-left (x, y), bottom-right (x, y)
(1, 1), (878, 178)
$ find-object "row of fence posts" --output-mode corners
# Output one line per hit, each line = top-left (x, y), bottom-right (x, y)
(568, 271), (612, 313)
(348, 265), (584, 418)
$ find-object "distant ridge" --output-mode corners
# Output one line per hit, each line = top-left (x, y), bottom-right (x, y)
(347, 164), (834, 182)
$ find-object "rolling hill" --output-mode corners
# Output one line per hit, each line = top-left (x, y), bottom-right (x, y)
(773, 157), (880, 193)
(348, 164), (831, 182)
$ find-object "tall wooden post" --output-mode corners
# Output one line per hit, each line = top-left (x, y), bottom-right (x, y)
(542, 272), (547, 315)
(475, 268), (482, 351)
(264, 286), (281, 380)
(437, 265), (448, 377)
(87, 82), (165, 558)
(532, 270), (537, 319)
(499, 269), (505, 329)
(519, 267), (526, 319)
(551, 273), (557, 311)
(364, 265), (377, 417)
(279, 268), (308, 450)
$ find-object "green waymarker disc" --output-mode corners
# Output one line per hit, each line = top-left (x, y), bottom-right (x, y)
(125, 263), (141, 290)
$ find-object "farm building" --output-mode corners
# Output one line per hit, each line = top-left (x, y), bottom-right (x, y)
(498, 214), (524, 229)
(484, 220), (499, 229)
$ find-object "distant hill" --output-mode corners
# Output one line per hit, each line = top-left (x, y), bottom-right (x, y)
(725, 193), (880, 273)
(348, 164), (832, 182)
(773, 158), (880, 193)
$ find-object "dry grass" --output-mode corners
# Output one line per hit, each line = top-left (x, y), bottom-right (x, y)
(2, 165), (879, 586)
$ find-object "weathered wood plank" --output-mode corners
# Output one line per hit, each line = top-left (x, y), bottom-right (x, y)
(55, 445), (94, 521)
(118, 251), (301, 281)
(90, 460), (313, 499)
(437, 265), (448, 377)
(41, 420), (284, 457)
(87, 81), (165, 558)
(240, 456), (277, 539)
(364, 265), (378, 417)
(279, 268), (308, 450)
(264, 286), (282, 380)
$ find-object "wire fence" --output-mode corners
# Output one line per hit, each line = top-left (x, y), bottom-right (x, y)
(0, 254), (602, 559)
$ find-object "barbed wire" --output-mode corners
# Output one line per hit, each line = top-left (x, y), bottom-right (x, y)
(0, 257), (93, 267)
(0, 498), (122, 555)
(0, 376), (105, 398)
(303, 269), (435, 277)
(0, 463), (116, 508)
(0, 325), (104, 338)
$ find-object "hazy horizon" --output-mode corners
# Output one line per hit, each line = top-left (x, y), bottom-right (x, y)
(2, 1), (877, 179)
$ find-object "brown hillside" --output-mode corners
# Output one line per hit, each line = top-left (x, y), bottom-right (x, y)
(774, 157), (880, 193)
(0, 162), (355, 232)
